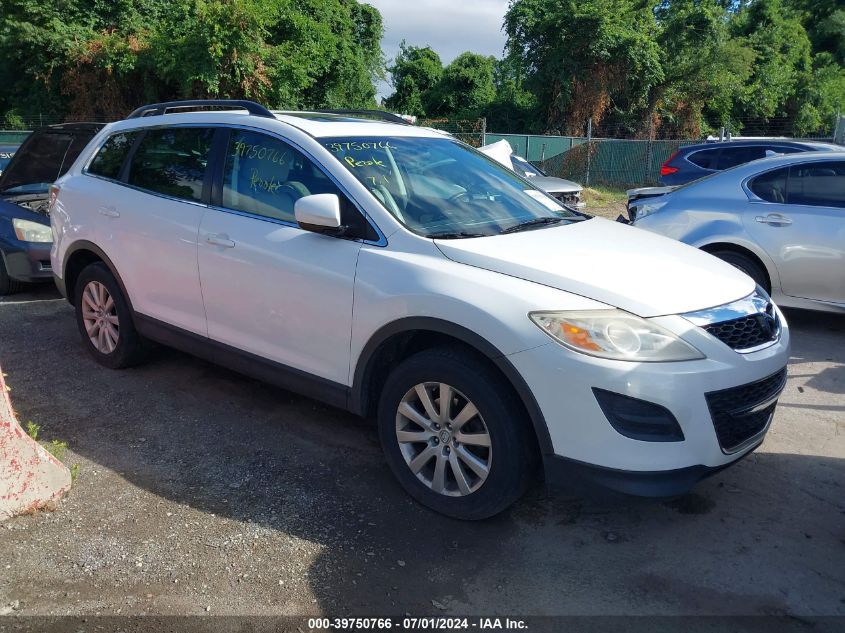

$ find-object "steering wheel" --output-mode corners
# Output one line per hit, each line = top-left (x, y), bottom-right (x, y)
(447, 190), (472, 203)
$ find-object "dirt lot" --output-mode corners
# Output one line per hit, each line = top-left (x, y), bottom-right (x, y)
(0, 284), (843, 618)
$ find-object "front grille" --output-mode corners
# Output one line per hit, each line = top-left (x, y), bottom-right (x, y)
(705, 367), (787, 452)
(552, 192), (580, 207)
(703, 310), (779, 351)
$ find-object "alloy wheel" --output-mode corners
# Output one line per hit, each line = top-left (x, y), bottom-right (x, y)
(81, 280), (120, 354)
(395, 382), (492, 497)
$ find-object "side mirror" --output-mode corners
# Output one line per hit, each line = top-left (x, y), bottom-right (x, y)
(294, 193), (342, 234)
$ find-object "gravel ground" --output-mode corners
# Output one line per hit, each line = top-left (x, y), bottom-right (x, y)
(0, 284), (843, 617)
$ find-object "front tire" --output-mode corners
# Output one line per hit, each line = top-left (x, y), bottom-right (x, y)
(377, 347), (537, 520)
(0, 255), (25, 296)
(73, 262), (146, 369)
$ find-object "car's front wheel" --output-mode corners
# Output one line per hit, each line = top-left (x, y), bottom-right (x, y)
(377, 347), (537, 520)
(73, 262), (146, 369)
(0, 255), (25, 296)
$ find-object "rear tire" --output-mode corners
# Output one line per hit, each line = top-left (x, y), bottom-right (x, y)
(0, 256), (25, 296)
(73, 262), (146, 369)
(377, 347), (537, 520)
(710, 250), (769, 292)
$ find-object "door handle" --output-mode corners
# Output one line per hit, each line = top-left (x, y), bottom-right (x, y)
(98, 206), (120, 218)
(755, 213), (792, 226)
(206, 234), (235, 248)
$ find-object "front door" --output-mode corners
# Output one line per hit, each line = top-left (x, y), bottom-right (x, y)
(197, 129), (363, 386)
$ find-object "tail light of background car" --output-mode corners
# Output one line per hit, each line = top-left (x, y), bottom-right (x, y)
(48, 184), (60, 212)
(660, 151), (680, 177)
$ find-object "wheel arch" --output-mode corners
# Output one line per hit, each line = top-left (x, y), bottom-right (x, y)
(62, 241), (133, 311)
(350, 317), (554, 455)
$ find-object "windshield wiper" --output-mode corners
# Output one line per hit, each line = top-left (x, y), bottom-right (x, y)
(425, 231), (487, 239)
(500, 216), (566, 234)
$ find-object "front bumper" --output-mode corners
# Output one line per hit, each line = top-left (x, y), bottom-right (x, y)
(509, 310), (790, 493)
(1, 242), (53, 282)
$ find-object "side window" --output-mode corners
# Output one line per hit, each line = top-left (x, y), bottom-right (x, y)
(717, 146), (766, 170)
(222, 131), (341, 223)
(127, 127), (214, 201)
(687, 148), (720, 169)
(787, 161), (845, 208)
(749, 167), (788, 203)
(88, 132), (138, 180)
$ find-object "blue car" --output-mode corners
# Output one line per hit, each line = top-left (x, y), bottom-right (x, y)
(0, 123), (103, 294)
(659, 139), (843, 186)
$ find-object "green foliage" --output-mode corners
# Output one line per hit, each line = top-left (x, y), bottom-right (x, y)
(384, 42), (443, 116)
(0, 0), (385, 121)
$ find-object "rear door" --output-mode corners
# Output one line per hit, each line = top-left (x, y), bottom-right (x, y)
(744, 160), (845, 304)
(97, 126), (215, 334)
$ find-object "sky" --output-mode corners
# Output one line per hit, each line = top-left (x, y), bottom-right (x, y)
(366, 0), (510, 101)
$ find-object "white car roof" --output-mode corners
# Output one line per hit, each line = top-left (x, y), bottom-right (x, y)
(107, 109), (446, 140)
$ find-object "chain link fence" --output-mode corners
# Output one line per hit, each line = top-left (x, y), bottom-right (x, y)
(419, 118), (486, 147)
(485, 133), (700, 188)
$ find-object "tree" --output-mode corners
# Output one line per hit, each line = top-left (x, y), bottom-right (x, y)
(384, 43), (443, 116)
(0, 0), (385, 121)
(504, 0), (664, 134)
(426, 52), (496, 118)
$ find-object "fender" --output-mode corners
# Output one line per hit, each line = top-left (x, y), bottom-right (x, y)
(350, 317), (554, 455)
(60, 240), (134, 311)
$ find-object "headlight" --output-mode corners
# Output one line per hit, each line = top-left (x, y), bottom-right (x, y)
(632, 200), (666, 221)
(12, 219), (52, 243)
(529, 310), (704, 362)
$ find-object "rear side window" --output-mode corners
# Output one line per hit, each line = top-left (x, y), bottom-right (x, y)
(687, 148), (720, 169)
(88, 132), (138, 180)
(787, 161), (845, 208)
(717, 146), (766, 170)
(128, 127), (214, 202)
(749, 167), (788, 203)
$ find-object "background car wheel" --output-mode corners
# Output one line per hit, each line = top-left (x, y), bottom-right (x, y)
(377, 347), (537, 520)
(73, 262), (146, 369)
(0, 256), (25, 296)
(710, 250), (769, 293)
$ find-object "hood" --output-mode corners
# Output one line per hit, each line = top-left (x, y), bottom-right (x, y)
(531, 175), (581, 194)
(478, 139), (514, 167)
(434, 217), (754, 318)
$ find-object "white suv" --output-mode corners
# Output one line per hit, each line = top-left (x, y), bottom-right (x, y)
(51, 100), (790, 519)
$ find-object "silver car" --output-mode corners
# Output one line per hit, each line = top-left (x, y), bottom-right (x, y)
(628, 151), (845, 313)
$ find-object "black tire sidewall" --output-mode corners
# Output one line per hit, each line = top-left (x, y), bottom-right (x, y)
(73, 262), (142, 369)
(377, 349), (533, 520)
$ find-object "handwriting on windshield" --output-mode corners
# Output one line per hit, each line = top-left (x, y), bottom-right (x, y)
(327, 141), (394, 153)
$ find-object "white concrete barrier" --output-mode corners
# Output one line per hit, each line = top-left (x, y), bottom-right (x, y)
(0, 368), (71, 520)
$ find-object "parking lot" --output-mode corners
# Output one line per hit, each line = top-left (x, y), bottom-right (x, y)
(0, 284), (843, 617)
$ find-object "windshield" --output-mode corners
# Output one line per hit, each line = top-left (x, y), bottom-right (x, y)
(323, 137), (581, 237)
(511, 155), (546, 178)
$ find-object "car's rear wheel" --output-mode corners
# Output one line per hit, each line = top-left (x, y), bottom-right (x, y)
(74, 262), (146, 368)
(710, 250), (769, 293)
(377, 347), (536, 520)
(0, 256), (25, 296)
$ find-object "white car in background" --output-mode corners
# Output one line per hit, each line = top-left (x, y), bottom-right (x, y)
(51, 100), (789, 519)
(480, 139), (584, 208)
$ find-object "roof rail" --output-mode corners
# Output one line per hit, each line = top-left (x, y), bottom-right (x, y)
(126, 100), (275, 120)
(310, 109), (412, 125)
